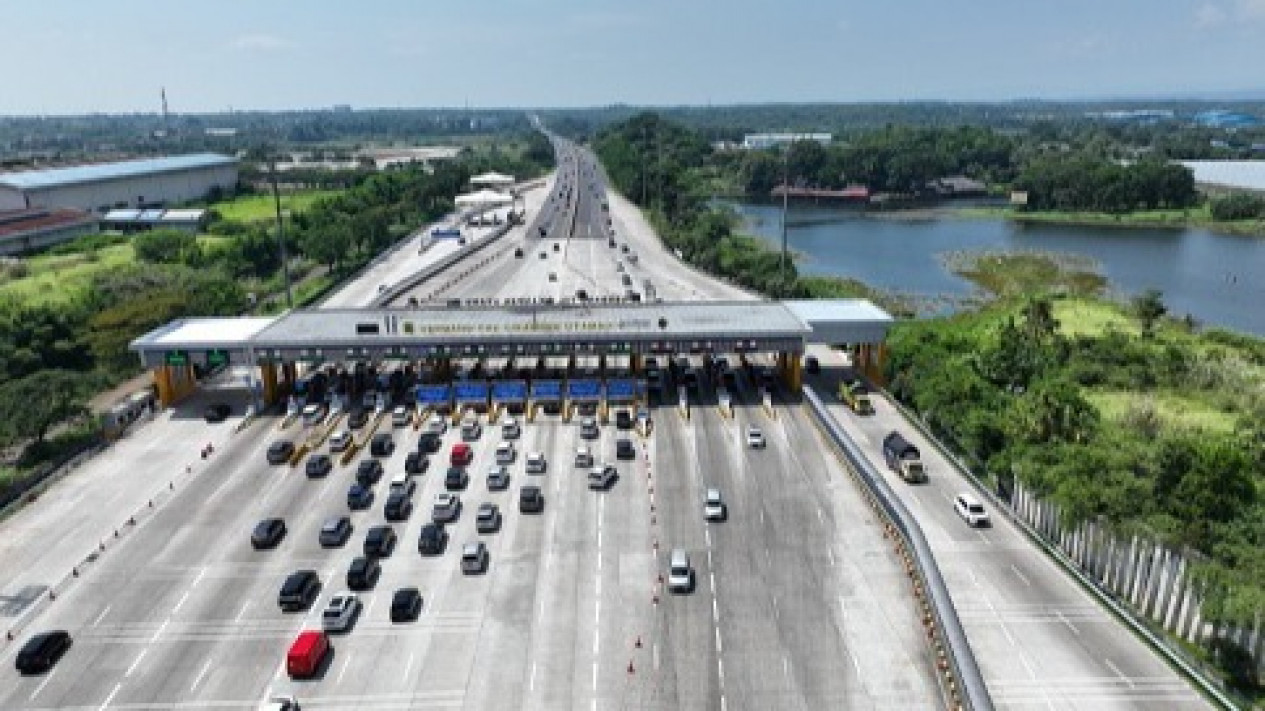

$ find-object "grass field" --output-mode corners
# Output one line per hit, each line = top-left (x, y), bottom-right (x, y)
(960, 204), (1265, 236)
(1086, 389), (1238, 434)
(211, 190), (340, 223)
(0, 243), (135, 307)
(1053, 298), (1139, 338)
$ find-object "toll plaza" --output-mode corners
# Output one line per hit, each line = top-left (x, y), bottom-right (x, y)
(129, 299), (892, 411)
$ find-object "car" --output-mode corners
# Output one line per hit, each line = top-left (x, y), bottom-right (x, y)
(514, 247), (524, 258)
(278, 570), (321, 611)
(425, 415), (447, 435)
(501, 417), (520, 439)
(347, 483), (373, 510)
(553, 242), (561, 252)
(542, 401), (562, 415)
(615, 438), (635, 460)
(495, 442), (516, 464)
(588, 464), (618, 491)
(346, 556), (380, 591)
(363, 525), (397, 557)
(204, 402), (231, 423)
(417, 522), (449, 555)
(476, 502), (502, 533)
(579, 417), (599, 440)
(301, 403), (327, 426)
(575, 288), (589, 301)
(461, 541), (489, 574)
(667, 549), (694, 593)
(704, 488), (727, 521)
(347, 409), (370, 430)
(321, 593), (361, 633)
(252, 518), (287, 549)
(487, 465), (511, 491)
(391, 406), (410, 427)
(746, 427), (766, 449)
(445, 466), (469, 490)
(519, 485), (544, 513)
(433, 492), (462, 523)
(539, 251), (547, 259)
(356, 459), (383, 485)
(450, 442), (473, 466)
(390, 587), (423, 622)
(525, 451), (547, 474)
(267, 440), (295, 465)
(548, 272), (557, 282)
(460, 419), (482, 441)
(805, 355), (820, 374)
(388, 472), (416, 498)
(15, 630), (72, 674)
(417, 431), (442, 453)
(385, 491), (414, 521)
(305, 454), (332, 478)
(361, 391), (379, 410)
(614, 409), (632, 430)
(574, 446), (593, 467)
(319, 516), (352, 547)
(329, 430), (352, 453)
(259, 695), (301, 711)
(404, 451), (429, 475)
(954, 493), (991, 527)
(370, 433), (395, 457)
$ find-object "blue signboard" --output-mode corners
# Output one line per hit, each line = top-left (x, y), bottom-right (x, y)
(431, 227), (462, 239)
(491, 381), (528, 402)
(416, 385), (451, 406)
(567, 380), (602, 401)
(607, 379), (637, 401)
(531, 380), (562, 400)
(454, 382), (489, 403)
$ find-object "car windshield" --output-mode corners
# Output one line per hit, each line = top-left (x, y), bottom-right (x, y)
(968, 504), (985, 514)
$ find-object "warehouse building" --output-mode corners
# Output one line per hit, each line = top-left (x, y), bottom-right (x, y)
(0, 153), (238, 214)
(0, 207), (99, 256)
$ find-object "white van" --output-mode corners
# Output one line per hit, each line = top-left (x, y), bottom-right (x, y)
(391, 406), (410, 427)
(574, 446), (593, 467)
(501, 417), (520, 440)
(461, 418), (482, 441)
(668, 549), (693, 593)
(426, 415), (447, 435)
(525, 452), (547, 474)
(495, 442), (516, 464)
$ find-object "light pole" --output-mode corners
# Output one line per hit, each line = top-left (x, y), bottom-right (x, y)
(779, 145), (790, 295)
(270, 155), (294, 310)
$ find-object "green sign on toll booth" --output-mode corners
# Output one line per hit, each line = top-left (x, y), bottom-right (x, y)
(165, 350), (189, 366)
(206, 349), (229, 367)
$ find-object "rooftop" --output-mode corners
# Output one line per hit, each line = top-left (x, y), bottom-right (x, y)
(0, 207), (97, 239)
(0, 153), (237, 191)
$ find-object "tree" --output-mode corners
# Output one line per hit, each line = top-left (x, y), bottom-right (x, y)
(1005, 377), (1100, 445)
(0, 370), (91, 448)
(132, 228), (200, 265)
(1132, 288), (1167, 337)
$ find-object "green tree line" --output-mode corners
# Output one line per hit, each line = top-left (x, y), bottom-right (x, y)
(1013, 157), (1198, 212)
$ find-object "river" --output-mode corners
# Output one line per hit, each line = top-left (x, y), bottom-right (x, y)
(730, 201), (1265, 336)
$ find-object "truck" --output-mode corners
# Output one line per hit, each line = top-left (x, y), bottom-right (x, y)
(882, 431), (927, 483)
(839, 379), (873, 415)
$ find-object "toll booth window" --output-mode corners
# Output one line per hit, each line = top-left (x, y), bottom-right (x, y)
(356, 323), (380, 335)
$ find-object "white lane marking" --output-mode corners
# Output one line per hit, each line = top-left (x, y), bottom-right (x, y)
(720, 696), (728, 711)
(125, 648), (148, 677)
(976, 529), (991, 545)
(828, 549), (836, 567)
(336, 653), (352, 684)
(235, 602), (250, 622)
(92, 605), (111, 628)
(29, 668), (56, 699)
(784, 657), (791, 681)
(717, 657), (725, 684)
(592, 661), (598, 691)
(711, 597), (719, 624)
(1104, 657), (1136, 689)
(704, 527), (711, 547)
(171, 590), (191, 615)
(530, 662), (537, 691)
(653, 643), (660, 670)
(817, 508), (824, 524)
(404, 653), (414, 681)
(363, 596), (376, 621)
(98, 682), (122, 710)
(190, 659), (212, 692)
(967, 568), (982, 588)
(149, 618), (169, 643)
(192, 566), (207, 587)
(706, 549), (714, 569)
(1018, 649), (1038, 679)
(1057, 611), (1081, 636)
(772, 595), (779, 618)
(1010, 564), (1031, 587)
(983, 595), (1017, 646)
(848, 649), (862, 677)
(760, 509), (765, 525)
(715, 626), (723, 654)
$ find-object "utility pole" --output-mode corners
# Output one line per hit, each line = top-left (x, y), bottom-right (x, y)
(780, 145), (790, 295)
(270, 155), (294, 310)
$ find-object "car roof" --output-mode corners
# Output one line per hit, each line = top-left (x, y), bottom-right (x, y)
(462, 542), (483, 555)
(706, 488), (721, 499)
(322, 517), (347, 529)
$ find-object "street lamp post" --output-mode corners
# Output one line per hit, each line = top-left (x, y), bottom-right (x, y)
(780, 146), (790, 295)
(270, 156), (294, 310)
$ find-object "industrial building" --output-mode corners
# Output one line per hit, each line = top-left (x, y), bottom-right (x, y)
(0, 207), (99, 256)
(0, 153), (238, 214)
(742, 133), (832, 150)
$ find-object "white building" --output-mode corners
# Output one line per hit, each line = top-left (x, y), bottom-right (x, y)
(0, 153), (238, 214)
(741, 133), (832, 150)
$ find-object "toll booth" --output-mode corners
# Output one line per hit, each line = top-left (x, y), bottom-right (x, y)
(566, 378), (603, 422)
(529, 380), (562, 422)
(491, 380), (528, 420)
(453, 381), (489, 421)
(417, 384), (451, 417)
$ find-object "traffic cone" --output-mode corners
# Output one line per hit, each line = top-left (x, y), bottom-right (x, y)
(627, 660), (635, 674)
(635, 635), (642, 648)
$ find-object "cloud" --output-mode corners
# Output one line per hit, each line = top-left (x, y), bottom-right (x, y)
(1239, 0), (1265, 18)
(1195, 0), (1265, 28)
(230, 34), (296, 52)
(1195, 2), (1228, 27)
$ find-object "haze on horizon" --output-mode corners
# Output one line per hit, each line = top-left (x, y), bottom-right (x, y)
(3, 0), (1265, 115)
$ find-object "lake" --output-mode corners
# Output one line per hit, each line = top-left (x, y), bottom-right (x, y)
(730, 201), (1265, 336)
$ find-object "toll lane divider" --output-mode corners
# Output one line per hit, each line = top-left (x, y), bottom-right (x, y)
(802, 385), (993, 711)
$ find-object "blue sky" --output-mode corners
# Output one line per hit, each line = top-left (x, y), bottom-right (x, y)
(2, 0), (1264, 114)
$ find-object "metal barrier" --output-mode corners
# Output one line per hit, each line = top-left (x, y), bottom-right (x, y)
(802, 385), (994, 711)
(371, 222), (515, 307)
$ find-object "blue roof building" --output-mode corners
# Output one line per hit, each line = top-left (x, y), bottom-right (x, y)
(0, 153), (238, 213)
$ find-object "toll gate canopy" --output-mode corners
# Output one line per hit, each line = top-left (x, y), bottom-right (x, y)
(130, 299), (892, 367)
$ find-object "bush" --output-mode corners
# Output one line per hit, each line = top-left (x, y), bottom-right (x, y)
(1209, 193), (1265, 221)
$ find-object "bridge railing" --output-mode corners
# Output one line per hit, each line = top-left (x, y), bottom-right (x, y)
(802, 384), (994, 711)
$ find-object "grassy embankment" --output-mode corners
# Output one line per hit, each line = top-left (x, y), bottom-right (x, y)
(958, 203), (1265, 237)
(0, 241), (135, 307)
(210, 190), (341, 223)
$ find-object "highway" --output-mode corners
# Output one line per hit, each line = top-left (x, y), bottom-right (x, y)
(0, 134), (1208, 711)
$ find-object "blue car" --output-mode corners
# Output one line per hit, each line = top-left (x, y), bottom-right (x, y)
(347, 484), (373, 510)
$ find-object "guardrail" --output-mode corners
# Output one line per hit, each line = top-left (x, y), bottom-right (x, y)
(802, 385), (994, 711)
(370, 222), (515, 307)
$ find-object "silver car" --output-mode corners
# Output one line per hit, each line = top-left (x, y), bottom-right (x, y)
(321, 593), (360, 633)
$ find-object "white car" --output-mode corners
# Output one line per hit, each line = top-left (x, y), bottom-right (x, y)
(579, 417), (599, 439)
(704, 488), (726, 521)
(746, 427), (766, 449)
(391, 406), (410, 427)
(525, 451), (547, 474)
(259, 696), (300, 711)
(501, 418), (520, 440)
(588, 464), (617, 491)
(321, 593), (360, 633)
(433, 492), (461, 523)
(328, 430), (352, 453)
(574, 446), (593, 467)
(301, 403), (325, 426)
(954, 493), (990, 528)
(495, 442), (516, 464)
(426, 415), (447, 435)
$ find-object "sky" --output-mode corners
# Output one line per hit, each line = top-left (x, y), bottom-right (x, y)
(3, 0), (1264, 114)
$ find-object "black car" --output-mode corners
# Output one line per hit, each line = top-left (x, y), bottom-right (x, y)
(347, 483), (373, 510)
(251, 518), (287, 549)
(278, 570), (321, 611)
(356, 459), (383, 486)
(615, 438), (636, 460)
(417, 522), (448, 555)
(390, 587), (423, 622)
(266, 440), (295, 465)
(319, 516), (352, 547)
(514, 247), (524, 258)
(347, 409), (370, 430)
(203, 402), (231, 423)
(542, 401), (562, 416)
(15, 631), (71, 674)
(363, 525), (397, 557)
(576, 289), (589, 301)
(445, 467), (469, 491)
(370, 433), (395, 457)
(305, 454), (332, 478)
(418, 432), (442, 453)
(614, 409), (632, 430)
(384, 492), (413, 521)
(346, 556), (380, 591)
(519, 486), (544, 514)
(405, 451), (429, 475)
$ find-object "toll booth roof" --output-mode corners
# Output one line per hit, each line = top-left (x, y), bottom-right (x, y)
(130, 317), (278, 351)
(783, 299), (892, 344)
